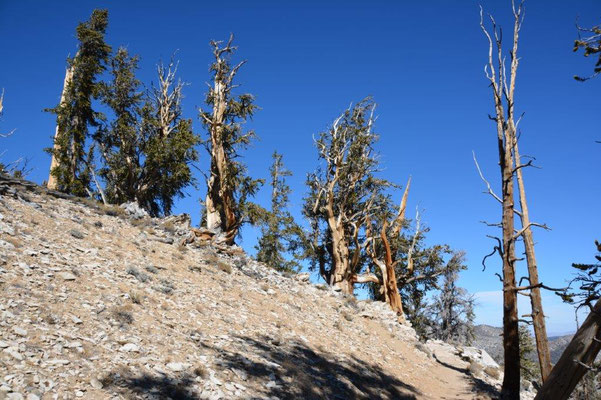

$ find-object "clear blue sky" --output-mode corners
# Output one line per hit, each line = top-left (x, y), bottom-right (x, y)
(1, 0), (599, 335)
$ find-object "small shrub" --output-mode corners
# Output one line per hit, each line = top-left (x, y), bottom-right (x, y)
(127, 267), (150, 283)
(469, 361), (483, 377)
(112, 307), (134, 327)
(193, 365), (208, 379)
(217, 262), (232, 274)
(341, 310), (353, 322)
(153, 279), (175, 294)
(484, 365), (501, 379)
(162, 220), (177, 233)
(100, 204), (126, 217)
(188, 265), (202, 273)
(129, 291), (143, 304)
(144, 265), (159, 274)
(315, 284), (328, 291)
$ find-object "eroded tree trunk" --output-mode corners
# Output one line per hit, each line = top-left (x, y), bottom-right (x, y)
(513, 137), (553, 381)
(47, 66), (73, 190)
(500, 136), (520, 399)
(326, 196), (353, 294)
(204, 71), (238, 244)
(534, 298), (601, 400)
(480, 4), (525, 397)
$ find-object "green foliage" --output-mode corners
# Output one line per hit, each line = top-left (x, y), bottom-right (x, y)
(519, 323), (540, 382)
(256, 152), (304, 272)
(429, 251), (475, 345)
(303, 98), (392, 282)
(97, 50), (199, 216)
(46, 9), (111, 196)
(562, 240), (601, 310)
(200, 35), (264, 236)
(574, 23), (601, 81)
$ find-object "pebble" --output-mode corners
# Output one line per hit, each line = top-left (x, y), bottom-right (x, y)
(89, 378), (103, 390)
(119, 343), (139, 352)
(12, 328), (27, 337)
(166, 362), (186, 372)
(59, 272), (77, 281)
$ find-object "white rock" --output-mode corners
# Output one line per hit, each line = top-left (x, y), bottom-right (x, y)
(59, 272), (77, 281)
(166, 362), (187, 372)
(12, 327), (27, 337)
(119, 343), (139, 353)
(90, 378), (103, 389)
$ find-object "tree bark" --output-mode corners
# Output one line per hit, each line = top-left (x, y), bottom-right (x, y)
(534, 298), (601, 400)
(512, 137), (553, 382)
(205, 73), (238, 244)
(500, 136), (520, 399)
(47, 66), (73, 190)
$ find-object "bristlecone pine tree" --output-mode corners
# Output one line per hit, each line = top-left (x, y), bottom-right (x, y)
(97, 49), (198, 216)
(429, 251), (475, 345)
(479, 2), (553, 395)
(256, 151), (303, 272)
(519, 324), (539, 383)
(200, 34), (263, 244)
(46, 9), (111, 196)
(303, 98), (393, 295)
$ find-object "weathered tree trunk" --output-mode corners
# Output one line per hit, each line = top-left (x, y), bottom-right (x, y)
(379, 227), (404, 316)
(500, 135), (520, 399)
(480, 4), (525, 397)
(204, 75), (238, 245)
(512, 136), (553, 382)
(534, 298), (601, 400)
(47, 66), (73, 190)
(327, 207), (353, 294)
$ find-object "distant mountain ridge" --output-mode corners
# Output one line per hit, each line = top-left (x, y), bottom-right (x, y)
(472, 324), (573, 365)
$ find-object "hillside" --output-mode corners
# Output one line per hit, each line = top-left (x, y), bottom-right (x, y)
(473, 325), (573, 365)
(0, 175), (529, 399)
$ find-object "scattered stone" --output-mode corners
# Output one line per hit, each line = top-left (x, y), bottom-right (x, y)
(89, 378), (103, 390)
(59, 272), (77, 281)
(119, 343), (139, 352)
(120, 202), (148, 219)
(69, 229), (85, 239)
(12, 327), (27, 337)
(167, 362), (187, 372)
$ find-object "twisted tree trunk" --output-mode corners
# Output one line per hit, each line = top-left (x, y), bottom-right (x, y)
(534, 298), (601, 400)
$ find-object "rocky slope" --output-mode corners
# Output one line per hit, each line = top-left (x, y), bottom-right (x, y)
(0, 175), (515, 399)
(472, 325), (573, 365)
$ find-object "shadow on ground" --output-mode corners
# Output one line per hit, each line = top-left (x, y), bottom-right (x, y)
(433, 353), (500, 398)
(102, 333), (420, 399)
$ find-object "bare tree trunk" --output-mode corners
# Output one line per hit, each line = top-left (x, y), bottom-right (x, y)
(480, 4), (525, 397)
(47, 66), (73, 190)
(204, 73), (238, 244)
(513, 138), (553, 381)
(500, 139), (520, 399)
(534, 298), (601, 400)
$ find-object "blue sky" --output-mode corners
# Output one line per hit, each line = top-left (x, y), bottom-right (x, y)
(0, 0), (599, 335)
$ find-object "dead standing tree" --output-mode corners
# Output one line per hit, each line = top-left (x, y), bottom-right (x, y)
(479, 3), (523, 398)
(364, 178), (411, 317)
(479, 2), (553, 391)
(200, 34), (261, 245)
(47, 65), (73, 190)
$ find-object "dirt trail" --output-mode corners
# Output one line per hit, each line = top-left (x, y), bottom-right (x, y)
(0, 177), (497, 399)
